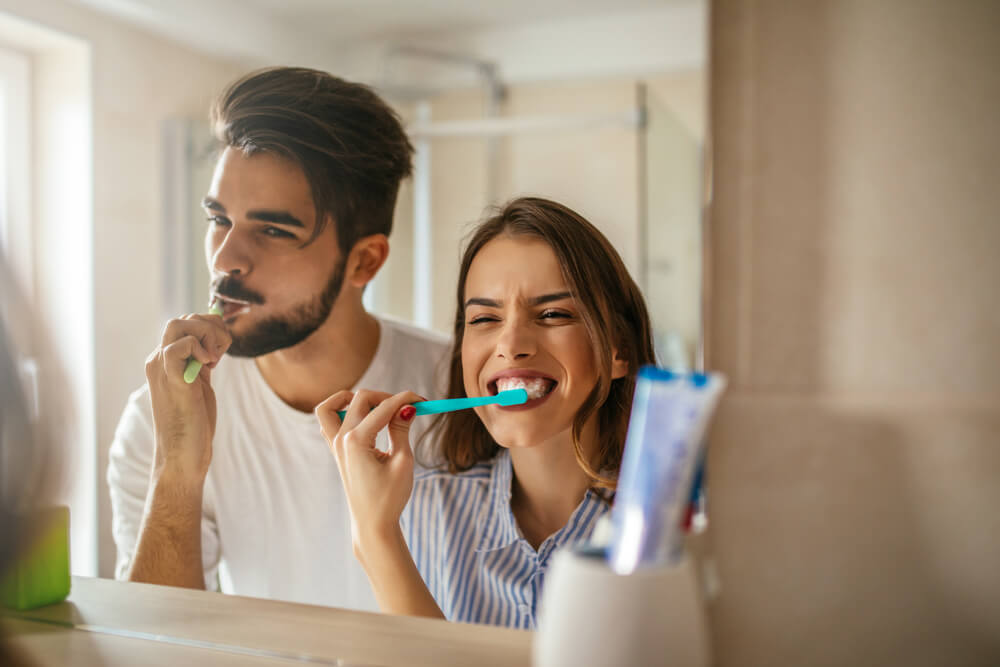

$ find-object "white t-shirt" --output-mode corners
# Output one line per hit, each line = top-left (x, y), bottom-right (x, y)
(107, 316), (450, 611)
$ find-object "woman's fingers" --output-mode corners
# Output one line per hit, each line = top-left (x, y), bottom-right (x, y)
(344, 391), (423, 452)
(339, 390), (393, 435)
(315, 390), (354, 445)
(317, 389), (426, 486)
(386, 399), (420, 476)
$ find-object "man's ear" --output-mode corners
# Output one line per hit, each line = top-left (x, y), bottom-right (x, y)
(611, 348), (629, 380)
(346, 234), (389, 287)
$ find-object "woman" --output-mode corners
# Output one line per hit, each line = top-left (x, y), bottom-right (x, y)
(316, 197), (656, 628)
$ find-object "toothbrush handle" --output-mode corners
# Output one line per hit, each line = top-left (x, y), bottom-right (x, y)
(412, 396), (491, 416)
(182, 357), (204, 384)
(335, 395), (492, 420)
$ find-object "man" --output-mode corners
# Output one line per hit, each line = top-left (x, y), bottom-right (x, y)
(107, 67), (449, 611)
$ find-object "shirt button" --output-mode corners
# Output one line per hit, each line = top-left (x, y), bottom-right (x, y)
(518, 604), (531, 616)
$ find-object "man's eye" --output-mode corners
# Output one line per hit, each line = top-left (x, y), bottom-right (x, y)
(263, 226), (294, 239)
(207, 216), (230, 228)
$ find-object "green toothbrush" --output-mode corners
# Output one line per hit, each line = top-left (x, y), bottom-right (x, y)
(182, 300), (224, 383)
(336, 388), (529, 420)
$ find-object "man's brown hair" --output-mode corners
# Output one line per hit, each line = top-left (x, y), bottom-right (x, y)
(210, 66), (414, 253)
(424, 197), (656, 489)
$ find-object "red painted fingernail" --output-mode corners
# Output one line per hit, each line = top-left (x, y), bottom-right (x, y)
(400, 406), (416, 421)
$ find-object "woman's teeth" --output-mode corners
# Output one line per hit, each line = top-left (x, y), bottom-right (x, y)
(495, 376), (554, 400)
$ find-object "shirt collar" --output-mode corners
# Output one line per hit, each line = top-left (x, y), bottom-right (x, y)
(474, 449), (611, 556)
(475, 449), (520, 553)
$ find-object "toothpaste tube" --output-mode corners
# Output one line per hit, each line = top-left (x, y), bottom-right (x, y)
(608, 366), (726, 574)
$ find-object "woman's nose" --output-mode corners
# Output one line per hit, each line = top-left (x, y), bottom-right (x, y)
(496, 318), (536, 360)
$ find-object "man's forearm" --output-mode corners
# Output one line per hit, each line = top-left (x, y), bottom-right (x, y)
(127, 471), (206, 589)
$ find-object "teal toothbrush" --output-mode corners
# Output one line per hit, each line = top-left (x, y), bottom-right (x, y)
(182, 300), (225, 383)
(336, 388), (529, 420)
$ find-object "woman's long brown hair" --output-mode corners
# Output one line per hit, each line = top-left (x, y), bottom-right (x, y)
(421, 197), (656, 489)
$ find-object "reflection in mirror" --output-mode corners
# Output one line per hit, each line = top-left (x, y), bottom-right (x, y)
(1, 0), (706, 631)
(164, 3), (707, 373)
(643, 84), (704, 370)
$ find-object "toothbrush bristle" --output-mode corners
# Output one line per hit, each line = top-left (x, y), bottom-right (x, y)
(497, 388), (529, 406)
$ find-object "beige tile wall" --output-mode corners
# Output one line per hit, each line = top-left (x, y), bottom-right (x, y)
(705, 0), (1000, 664)
(378, 72), (704, 335)
(0, 0), (246, 578)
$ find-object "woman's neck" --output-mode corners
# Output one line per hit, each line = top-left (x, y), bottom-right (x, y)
(508, 421), (600, 550)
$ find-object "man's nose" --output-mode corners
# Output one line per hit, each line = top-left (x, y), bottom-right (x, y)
(496, 318), (536, 361)
(208, 227), (251, 277)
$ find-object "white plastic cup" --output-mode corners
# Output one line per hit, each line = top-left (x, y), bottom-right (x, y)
(534, 548), (712, 667)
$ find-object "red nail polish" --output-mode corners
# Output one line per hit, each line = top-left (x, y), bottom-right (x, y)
(400, 406), (416, 421)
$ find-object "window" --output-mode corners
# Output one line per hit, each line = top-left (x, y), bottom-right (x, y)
(0, 44), (31, 295)
(0, 23), (97, 577)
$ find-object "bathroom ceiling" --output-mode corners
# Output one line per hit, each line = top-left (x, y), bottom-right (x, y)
(71, 0), (695, 53)
(233, 0), (684, 40)
(70, 0), (703, 80)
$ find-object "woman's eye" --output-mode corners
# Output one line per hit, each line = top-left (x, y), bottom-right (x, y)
(207, 215), (230, 228)
(467, 315), (499, 325)
(540, 310), (571, 320)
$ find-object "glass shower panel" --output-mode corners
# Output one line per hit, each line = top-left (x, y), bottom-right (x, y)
(642, 88), (703, 370)
(163, 118), (215, 319)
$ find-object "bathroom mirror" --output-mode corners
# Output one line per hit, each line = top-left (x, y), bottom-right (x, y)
(0, 0), (706, 581)
(161, 0), (708, 370)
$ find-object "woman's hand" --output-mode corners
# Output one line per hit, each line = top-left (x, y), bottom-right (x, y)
(315, 389), (423, 560)
(316, 389), (445, 620)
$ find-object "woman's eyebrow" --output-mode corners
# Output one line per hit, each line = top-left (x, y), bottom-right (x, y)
(530, 291), (572, 305)
(464, 292), (572, 309)
(465, 297), (500, 308)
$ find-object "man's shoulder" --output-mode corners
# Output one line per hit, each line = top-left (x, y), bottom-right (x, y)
(116, 382), (154, 430)
(125, 383), (151, 407)
(373, 315), (451, 397)
(378, 314), (450, 352)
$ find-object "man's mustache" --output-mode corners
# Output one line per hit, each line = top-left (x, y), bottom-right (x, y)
(212, 277), (265, 305)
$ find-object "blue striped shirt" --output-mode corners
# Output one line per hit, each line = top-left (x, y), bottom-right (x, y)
(401, 449), (610, 629)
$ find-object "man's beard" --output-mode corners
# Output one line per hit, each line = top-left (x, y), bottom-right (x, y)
(223, 258), (346, 358)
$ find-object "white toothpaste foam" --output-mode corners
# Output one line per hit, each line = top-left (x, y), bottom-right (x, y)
(496, 376), (552, 400)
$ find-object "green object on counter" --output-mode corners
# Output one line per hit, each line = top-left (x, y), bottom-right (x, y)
(1, 505), (71, 610)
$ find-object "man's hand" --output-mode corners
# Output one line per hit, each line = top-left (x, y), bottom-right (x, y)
(127, 312), (230, 589)
(145, 313), (231, 487)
